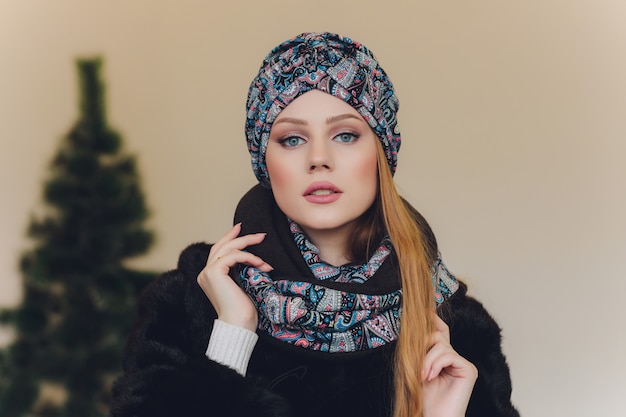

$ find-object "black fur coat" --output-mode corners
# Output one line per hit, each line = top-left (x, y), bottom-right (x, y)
(111, 186), (519, 417)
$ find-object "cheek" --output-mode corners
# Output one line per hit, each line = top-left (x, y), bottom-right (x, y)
(266, 154), (292, 190)
(354, 151), (379, 193)
(266, 151), (297, 210)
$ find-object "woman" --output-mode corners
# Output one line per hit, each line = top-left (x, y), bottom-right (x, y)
(111, 32), (519, 417)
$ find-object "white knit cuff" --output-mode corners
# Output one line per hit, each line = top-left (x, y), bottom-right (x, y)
(205, 319), (258, 377)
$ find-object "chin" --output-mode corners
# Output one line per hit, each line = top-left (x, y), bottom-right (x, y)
(296, 218), (358, 235)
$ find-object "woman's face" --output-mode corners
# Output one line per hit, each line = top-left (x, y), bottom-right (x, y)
(266, 90), (379, 244)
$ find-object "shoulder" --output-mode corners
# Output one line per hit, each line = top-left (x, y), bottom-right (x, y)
(440, 282), (520, 417)
(439, 281), (503, 352)
(135, 242), (213, 314)
(124, 242), (216, 362)
(177, 242), (213, 278)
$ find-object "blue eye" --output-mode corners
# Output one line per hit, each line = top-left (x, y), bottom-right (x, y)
(334, 132), (359, 143)
(279, 136), (305, 147)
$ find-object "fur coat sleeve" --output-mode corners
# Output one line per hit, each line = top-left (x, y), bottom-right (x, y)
(110, 243), (519, 417)
(110, 243), (293, 417)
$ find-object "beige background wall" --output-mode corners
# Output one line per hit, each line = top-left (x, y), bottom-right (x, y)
(2, 1), (625, 416)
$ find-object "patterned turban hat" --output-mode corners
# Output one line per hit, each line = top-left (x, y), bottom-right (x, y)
(245, 32), (401, 187)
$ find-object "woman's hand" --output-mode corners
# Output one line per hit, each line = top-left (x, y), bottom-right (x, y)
(197, 223), (272, 332)
(422, 314), (478, 417)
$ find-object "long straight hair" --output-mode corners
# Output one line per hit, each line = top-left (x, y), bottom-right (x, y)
(350, 142), (436, 417)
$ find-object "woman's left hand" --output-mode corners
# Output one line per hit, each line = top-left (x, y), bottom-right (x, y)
(422, 314), (478, 417)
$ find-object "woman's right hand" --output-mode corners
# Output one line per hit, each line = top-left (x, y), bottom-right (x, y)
(197, 223), (272, 332)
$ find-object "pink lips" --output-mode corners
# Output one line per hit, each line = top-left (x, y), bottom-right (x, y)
(303, 181), (342, 204)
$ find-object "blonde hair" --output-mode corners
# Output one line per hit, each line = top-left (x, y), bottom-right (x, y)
(350, 143), (436, 417)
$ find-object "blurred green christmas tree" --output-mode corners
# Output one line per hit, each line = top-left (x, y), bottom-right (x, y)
(0, 58), (157, 417)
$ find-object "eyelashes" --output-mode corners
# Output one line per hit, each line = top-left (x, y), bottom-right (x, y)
(334, 132), (360, 143)
(276, 131), (361, 148)
(278, 136), (305, 147)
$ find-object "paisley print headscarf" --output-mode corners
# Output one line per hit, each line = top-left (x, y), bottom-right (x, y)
(245, 32), (401, 187)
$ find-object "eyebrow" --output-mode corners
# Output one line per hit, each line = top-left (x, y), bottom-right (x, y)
(326, 114), (363, 124)
(273, 113), (363, 126)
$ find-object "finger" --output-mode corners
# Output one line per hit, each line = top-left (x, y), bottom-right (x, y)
(426, 323), (449, 353)
(422, 341), (448, 381)
(212, 222), (243, 250)
(211, 223), (259, 256)
(430, 352), (477, 381)
(221, 232), (268, 253)
(211, 221), (260, 246)
(208, 250), (273, 274)
(432, 313), (450, 343)
(424, 348), (456, 381)
(422, 342), (477, 382)
(209, 226), (269, 262)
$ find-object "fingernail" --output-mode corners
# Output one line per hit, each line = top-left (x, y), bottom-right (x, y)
(428, 369), (435, 381)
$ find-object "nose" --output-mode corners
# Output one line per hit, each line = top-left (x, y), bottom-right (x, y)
(308, 138), (333, 172)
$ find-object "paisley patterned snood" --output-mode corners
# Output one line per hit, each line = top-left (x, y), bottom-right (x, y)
(234, 186), (460, 353)
(245, 32), (401, 188)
